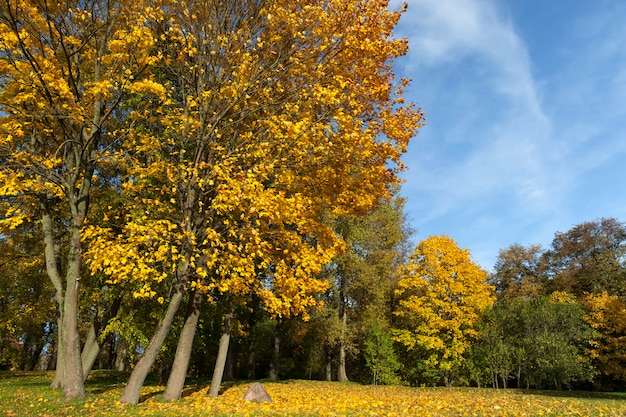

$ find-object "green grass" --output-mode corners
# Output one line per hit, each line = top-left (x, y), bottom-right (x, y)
(1, 371), (625, 416)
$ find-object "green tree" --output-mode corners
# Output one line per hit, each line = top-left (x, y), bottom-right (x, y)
(393, 235), (495, 387)
(471, 305), (516, 388)
(363, 320), (401, 385)
(322, 195), (409, 382)
(476, 293), (594, 389)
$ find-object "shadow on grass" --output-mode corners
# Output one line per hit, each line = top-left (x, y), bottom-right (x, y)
(85, 370), (131, 395)
(179, 378), (248, 398)
(0, 370), (49, 379)
(521, 389), (626, 402)
(0, 371), (53, 387)
(85, 372), (257, 402)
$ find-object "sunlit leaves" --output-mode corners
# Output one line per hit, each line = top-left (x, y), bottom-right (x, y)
(393, 235), (495, 383)
(583, 291), (626, 380)
(0, 0), (166, 229)
(82, 0), (421, 323)
(0, 0), (169, 396)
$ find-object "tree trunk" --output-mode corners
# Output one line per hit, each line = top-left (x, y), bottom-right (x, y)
(269, 325), (280, 381)
(325, 349), (332, 381)
(337, 306), (349, 382)
(57, 218), (87, 399)
(208, 303), (233, 398)
(61, 264), (86, 399)
(163, 290), (204, 401)
(247, 345), (256, 380)
(44, 210), (65, 390)
(120, 287), (184, 404)
(50, 319), (64, 388)
(114, 336), (128, 372)
(42, 199), (87, 399)
(81, 296), (122, 380)
(31, 343), (45, 370)
(47, 340), (57, 371)
(338, 344), (348, 382)
(81, 324), (100, 380)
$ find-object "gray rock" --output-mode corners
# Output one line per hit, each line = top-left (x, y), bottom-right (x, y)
(242, 382), (272, 403)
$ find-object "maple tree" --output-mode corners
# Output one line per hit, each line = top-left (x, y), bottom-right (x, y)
(78, 0), (422, 403)
(393, 235), (494, 386)
(582, 291), (626, 382)
(0, 0), (164, 398)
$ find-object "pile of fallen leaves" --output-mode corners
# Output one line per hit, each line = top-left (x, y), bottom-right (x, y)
(1, 372), (625, 416)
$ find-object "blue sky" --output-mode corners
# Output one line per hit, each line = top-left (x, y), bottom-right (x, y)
(392, 0), (626, 271)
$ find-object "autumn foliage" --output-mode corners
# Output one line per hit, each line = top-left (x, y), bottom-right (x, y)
(0, 0), (422, 401)
(3, 0), (626, 409)
(393, 235), (495, 385)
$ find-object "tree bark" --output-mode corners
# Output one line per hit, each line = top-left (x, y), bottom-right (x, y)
(47, 340), (57, 371)
(42, 189), (90, 399)
(81, 296), (122, 380)
(325, 348), (332, 381)
(269, 324), (280, 381)
(50, 315), (64, 389)
(208, 302), (233, 398)
(61, 243), (86, 399)
(81, 324), (100, 379)
(120, 287), (184, 404)
(338, 305), (349, 382)
(163, 290), (204, 401)
(114, 336), (128, 371)
(43, 209), (65, 390)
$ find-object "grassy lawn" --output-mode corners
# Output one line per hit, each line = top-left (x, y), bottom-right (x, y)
(1, 371), (625, 416)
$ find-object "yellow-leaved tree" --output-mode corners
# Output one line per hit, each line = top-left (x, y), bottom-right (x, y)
(393, 235), (495, 386)
(0, 0), (164, 399)
(80, 0), (423, 403)
(583, 291), (626, 381)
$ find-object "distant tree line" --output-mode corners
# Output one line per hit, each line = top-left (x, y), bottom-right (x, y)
(480, 217), (626, 391)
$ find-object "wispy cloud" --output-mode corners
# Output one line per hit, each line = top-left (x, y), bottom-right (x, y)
(391, 0), (557, 267)
(396, 0), (551, 206)
(395, 0), (543, 113)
